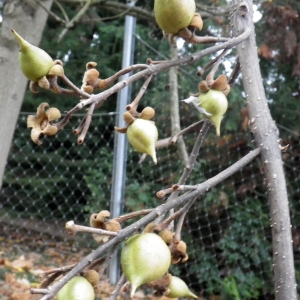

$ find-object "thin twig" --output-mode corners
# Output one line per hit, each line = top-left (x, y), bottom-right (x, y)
(126, 74), (153, 115)
(228, 57), (241, 86)
(61, 74), (91, 98)
(33, 0), (66, 24)
(155, 206), (187, 231)
(77, 102), (96, 144)
(73, 116), (86, 135)
(41, 265), (75, 278)
(110, 273), (126, 300)
(171, 120), (203, 144)
(31, 289), (49, 295)
(174, 195), (198, 241)
(54, 0), (70, 23)
(52, 29), (251, 134)
(98, 243), (120, 278)
(206, 48), (229, 85)
(156, 184), (198, 198)
(65, 220), (118, 237)
(58, 0), (94, 42)
(37, 147), (261, 300)
(113, 209), (153, 224)
(156, 120), (211, 224)
(178, 27), (229, 44)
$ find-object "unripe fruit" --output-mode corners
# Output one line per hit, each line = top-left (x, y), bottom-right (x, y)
(11, 29), (54, 82)
(166, 276), (197, 298)
(126, 118), (158, 164)
(56, 276), (95, 300)
(198, 89), (228, 136)
(154, 0), (196, 34)
(121, 233), (171, 296)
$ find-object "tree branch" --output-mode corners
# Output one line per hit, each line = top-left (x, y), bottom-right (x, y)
(54, 28), (251, 134)
(37, 147), (260, 299)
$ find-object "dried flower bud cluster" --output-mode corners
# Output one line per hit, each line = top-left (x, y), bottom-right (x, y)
(27, 103), (61, 145)
(89, 210), (121, 243)
(81, 62), (109, 94)
(158, 229), (189, 264)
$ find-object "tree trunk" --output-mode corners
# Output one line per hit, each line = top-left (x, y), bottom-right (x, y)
(0, 0), (53, 188)
(233, 0), (297, 299)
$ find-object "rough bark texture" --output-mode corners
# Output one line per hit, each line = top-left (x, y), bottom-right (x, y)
(232, 0), (297, 298)
(0, 0), (53, 188)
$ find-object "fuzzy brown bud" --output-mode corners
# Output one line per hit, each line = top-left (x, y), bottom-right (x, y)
(211, 74), (228, 92)
(198, 80), (209, 93)
(82, 270), (100, 287)
(139, 107), (155, 120)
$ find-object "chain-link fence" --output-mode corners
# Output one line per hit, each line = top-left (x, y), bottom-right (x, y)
(1, 33), (300, 299)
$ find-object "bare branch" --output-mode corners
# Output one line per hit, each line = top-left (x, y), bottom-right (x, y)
(126, 74), (153, 114)
(206, 48), (229, 84)
(171, 120), (203, 144)
(65, 220), (118, 237)
(33, 0), (67, 24)
(113, 209), (153, 224)
(37, 147), (260, 299)
(228, 57), (241, 86)
(110, 273), (126, 300)
(77, 102), (95, 144)
(54, 28), (251, 135)
(58, 0), (94, 42)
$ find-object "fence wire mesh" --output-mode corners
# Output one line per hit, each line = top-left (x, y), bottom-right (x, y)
(1, 33), (300, 300)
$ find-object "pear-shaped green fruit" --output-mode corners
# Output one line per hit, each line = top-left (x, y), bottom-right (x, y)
(121, 233), (171, 296)
(167, 276), (197, 298)
(198, 89), (228, 136)
(11, 29), (54, 82)
(57, 276), (95, 300)
(126, 118), (158, 164)
(154, 0), (195, 34)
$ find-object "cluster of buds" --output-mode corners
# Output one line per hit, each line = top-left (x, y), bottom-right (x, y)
(89, 210), (121, 243)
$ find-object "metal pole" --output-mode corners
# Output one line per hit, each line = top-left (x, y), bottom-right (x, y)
(109, 0), (136, 284)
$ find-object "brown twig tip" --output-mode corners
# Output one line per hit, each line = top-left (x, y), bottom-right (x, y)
(172, 184), (180, 191)
(77, 137), (84, 144)
(86, 62), (98, 69)
(156, 190), (166, 199)
(146, 58), (153, 64)
(73, 128), (81, 135)
(197, 69), (205, 76)
(156, 187), (174, 198)
(65, 220), (76, 235)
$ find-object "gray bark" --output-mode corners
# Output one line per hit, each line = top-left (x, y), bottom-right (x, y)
(232, 0), (297, 299)
(0, 0), (53, 188)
